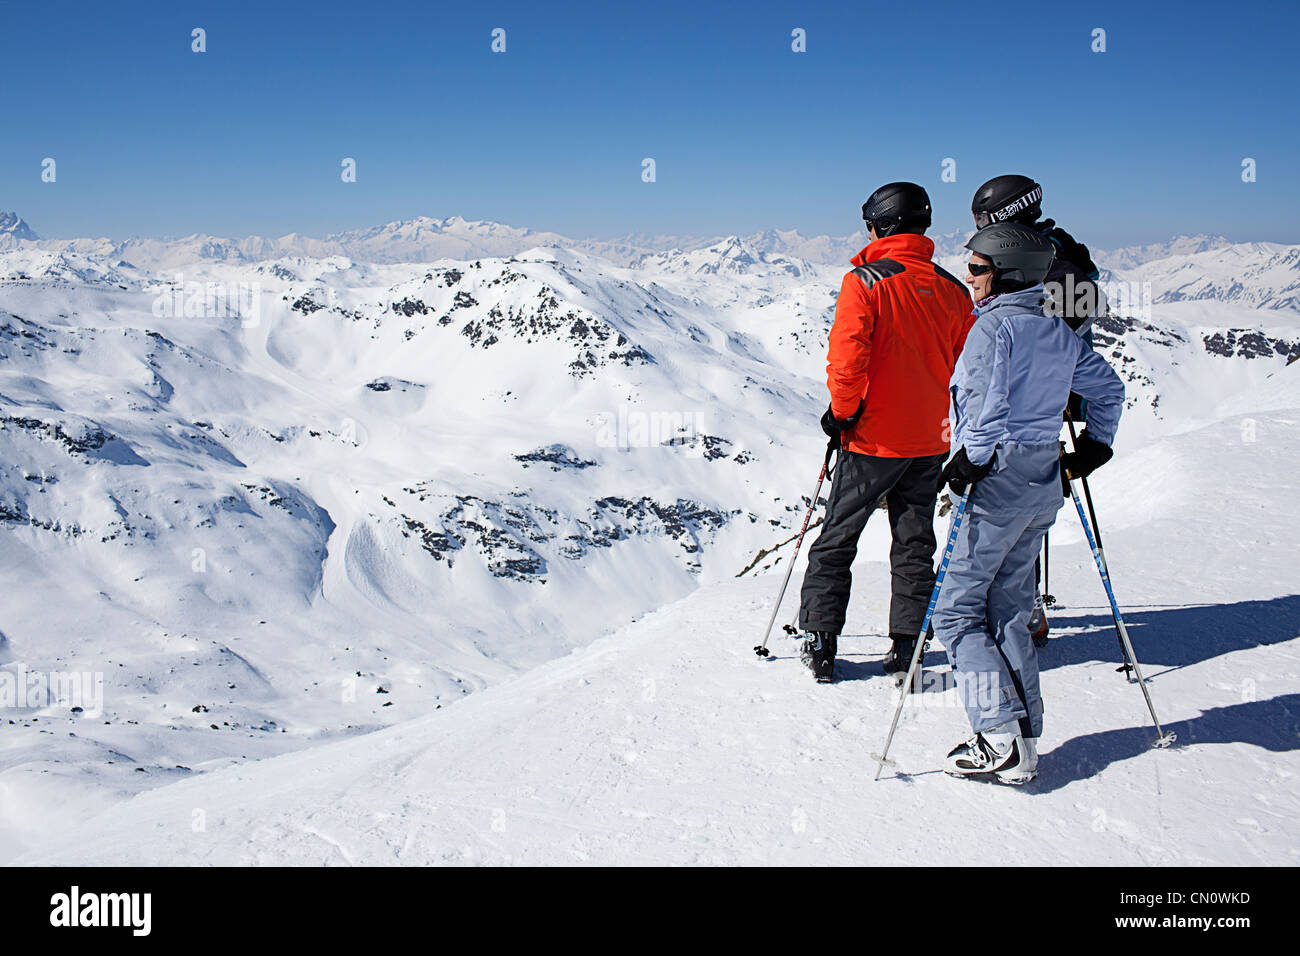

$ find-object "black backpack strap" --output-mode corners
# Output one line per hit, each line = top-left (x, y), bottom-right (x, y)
(1045, 225), (1099, 279)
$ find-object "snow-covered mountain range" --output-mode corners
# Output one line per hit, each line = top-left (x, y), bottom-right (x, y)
(5, 212), (1292, 310)
(0, 213), (712, 272)
(1, 212), (1297, 863)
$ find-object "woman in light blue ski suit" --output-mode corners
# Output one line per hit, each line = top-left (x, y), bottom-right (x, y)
(934, 223), (1124, 784)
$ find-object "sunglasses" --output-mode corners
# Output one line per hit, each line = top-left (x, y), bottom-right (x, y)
(967, 261), (995, 277)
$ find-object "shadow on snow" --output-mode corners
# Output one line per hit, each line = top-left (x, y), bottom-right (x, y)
(1027, 692), (1300, 794)
(828, 596), (1300, 792)
(1037, 593), (1300, 673)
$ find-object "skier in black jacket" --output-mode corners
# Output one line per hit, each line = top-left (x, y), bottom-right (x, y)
(971, 175), (1103, 335)
(971, 175), (1109, 645)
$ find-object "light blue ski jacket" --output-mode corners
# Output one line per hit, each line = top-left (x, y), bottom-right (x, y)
(950, 285), (1125, 515)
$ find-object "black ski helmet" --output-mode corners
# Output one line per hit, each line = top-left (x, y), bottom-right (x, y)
(862, 182), (932, 236)
(971, 174), (1043, 228)
(965, 222), (1055, 288)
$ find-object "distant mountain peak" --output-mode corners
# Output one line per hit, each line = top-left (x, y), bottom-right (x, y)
(0, 212), (39, 241)
(1094, 234), (1239, 271)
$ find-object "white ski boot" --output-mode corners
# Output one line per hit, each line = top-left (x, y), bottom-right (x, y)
(944, 725), (1038, 785)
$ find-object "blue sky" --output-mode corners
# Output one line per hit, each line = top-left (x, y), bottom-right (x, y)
(3, 0), (1298, 247)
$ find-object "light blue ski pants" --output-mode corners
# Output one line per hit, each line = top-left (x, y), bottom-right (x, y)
(932, 508), (1056, 738)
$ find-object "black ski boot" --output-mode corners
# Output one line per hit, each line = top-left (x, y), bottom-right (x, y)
(799, 631), (837, 683)
(1029, 593), (1049, 648)
(884, 625), (933, 686)
(882, 634), (916, 675)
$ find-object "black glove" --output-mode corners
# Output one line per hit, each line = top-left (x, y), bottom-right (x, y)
(820, 399), (865, 440)
(938, 446), (992, 496)
(1060, 430), (1113, 489)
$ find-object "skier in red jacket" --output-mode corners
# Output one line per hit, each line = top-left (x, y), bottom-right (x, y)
(798, 183), (976, 682)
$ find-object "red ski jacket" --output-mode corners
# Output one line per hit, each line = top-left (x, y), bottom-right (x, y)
(827, 233), (975, 458)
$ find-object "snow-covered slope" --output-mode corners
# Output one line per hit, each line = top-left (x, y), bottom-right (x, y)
(1123, 243), (1300, 311)
(2, 216), (1298, 864)
(0, 241), (845, 859)
(18, 382), (1300, 865)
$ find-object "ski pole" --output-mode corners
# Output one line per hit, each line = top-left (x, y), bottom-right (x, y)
(754, 442), (836, 658)
(780, 608), (800, 639)
(1065, 415), (1105, 551)
(1064, 416), (1133, 675)
(873, 485), (971, 780)
(1067, 477), (1176, 748)
(1042, 532), (1054, 606)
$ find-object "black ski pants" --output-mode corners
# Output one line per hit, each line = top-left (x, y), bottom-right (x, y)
(798, 449), (945, 637)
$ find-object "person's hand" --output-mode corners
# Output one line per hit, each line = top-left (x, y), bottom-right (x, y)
(938, 446), (992, 496)
(820, 399), (865, 439)
(1060, 430), (1113, 490)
